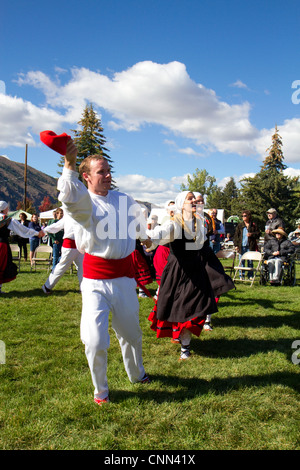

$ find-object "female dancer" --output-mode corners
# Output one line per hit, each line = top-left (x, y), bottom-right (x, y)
(0, 201), (42, 293)
(147, 191), (218, 360)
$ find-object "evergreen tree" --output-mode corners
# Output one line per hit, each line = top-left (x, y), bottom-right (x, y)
(261, 125), (286, 172)
(58, 103), (116, 188)
(217, 177), (239, 218)
(237, 126), (299, 232)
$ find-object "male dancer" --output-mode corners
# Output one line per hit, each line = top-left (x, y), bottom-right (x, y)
(57, 139), (151, 405)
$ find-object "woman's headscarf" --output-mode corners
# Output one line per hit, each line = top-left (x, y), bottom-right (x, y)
(0, 201), (8, 212)
(174, 191), (191, 213)
(173, 191), (205, 248)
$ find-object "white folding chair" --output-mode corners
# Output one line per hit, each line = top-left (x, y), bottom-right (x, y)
(216, 249), (236, 277)
(10, 244), (21, 272)
(31, 245), (53, 272)
(233, 251), (263, 287)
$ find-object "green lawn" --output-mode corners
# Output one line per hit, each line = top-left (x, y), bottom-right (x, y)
(0, 259), (299, 450)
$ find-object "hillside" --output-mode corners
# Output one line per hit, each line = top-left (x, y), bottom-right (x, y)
(0, 156), (59, 211)
(0, 156), (156, 214)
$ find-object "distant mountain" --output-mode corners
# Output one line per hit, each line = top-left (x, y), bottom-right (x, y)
(0, 156), (159, 213)
(0, 156), (59, 211)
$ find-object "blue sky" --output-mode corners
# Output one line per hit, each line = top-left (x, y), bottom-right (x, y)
(1, 0), (300, 205)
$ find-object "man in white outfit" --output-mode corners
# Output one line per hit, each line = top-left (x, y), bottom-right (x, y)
(57, 139), (151, 406)
(41, 213), (84, 293)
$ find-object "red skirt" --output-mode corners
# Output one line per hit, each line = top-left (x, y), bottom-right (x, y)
(131, 249), (152, 285)
(153, 245), (170, 285)
(0, 242), (17, 284)
(148, 300), (206, 340)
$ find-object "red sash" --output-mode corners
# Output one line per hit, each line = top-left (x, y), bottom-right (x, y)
(62, 238), (77, 249)
(83, 253), (135, 280)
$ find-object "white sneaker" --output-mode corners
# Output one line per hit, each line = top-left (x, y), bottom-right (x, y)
(179, 346), (191, 360)
(203, 322), (213, 331)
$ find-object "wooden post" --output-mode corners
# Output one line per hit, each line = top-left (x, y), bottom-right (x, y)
(24, 144), (28, 211)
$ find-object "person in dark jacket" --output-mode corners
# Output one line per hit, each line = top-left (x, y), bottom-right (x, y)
(16, 212), (29, 261)
(233, 210), (261, 279)
(264, 227), (295, 284)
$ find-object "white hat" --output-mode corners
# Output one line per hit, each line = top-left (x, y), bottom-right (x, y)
(0, 201), (8, 212)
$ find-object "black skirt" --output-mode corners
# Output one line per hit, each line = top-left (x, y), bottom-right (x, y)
(202, 243), (235, 298)
(156, 248), (218, 324)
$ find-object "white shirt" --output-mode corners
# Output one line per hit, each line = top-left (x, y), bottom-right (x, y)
(147, 215), (206, 251)
(43, 213), (74, 240)
(8, 218), (40, 238)
(57, 167), (148, 259)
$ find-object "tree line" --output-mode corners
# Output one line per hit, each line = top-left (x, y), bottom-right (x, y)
(181, 126), (300, 233)
(16, 105), (299, 233)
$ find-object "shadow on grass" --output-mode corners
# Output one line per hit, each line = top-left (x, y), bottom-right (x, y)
(218, 297), (297, 312)
(111, 370), (300, 405)
(213, 313), (299, 329)
(192, 336), (298, 361)
(2, 288), (79, 298)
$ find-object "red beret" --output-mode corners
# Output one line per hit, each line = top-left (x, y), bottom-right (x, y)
(40, 130), (71, 155)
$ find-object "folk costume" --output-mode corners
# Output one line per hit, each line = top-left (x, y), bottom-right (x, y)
(147, 192), (218, 352)
(0, 201), (40, 291)
(42, 213), (84, 292)
(57, 167), (149, 401)
(132, 240), (153, 298)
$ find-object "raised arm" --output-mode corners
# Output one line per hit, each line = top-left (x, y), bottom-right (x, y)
(57, 139), (93, 229)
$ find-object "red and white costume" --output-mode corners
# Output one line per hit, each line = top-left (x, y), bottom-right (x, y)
(57, 167), (148, 400)
(42, 213), (84, 291)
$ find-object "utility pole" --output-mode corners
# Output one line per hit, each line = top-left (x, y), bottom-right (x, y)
(24, 144), (28, 211)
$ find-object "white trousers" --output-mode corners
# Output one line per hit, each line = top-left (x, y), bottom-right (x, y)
(80, 276), (146, 399)
(267, 258), (283, 281)
(44, 247), (84, 290)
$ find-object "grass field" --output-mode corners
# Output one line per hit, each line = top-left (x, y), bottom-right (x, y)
(0, 257), (299, 450)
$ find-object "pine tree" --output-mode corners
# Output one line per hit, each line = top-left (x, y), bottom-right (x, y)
(237, 126), (299, 232)
(219, 177), (239, 218)
(58, 103), (116, 188)
(261, 125), (286, 172)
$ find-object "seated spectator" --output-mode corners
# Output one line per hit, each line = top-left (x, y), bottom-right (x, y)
(263, 227), (295, 285)
(289, 228), (300, 247)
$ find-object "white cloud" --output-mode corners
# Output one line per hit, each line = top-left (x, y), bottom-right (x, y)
(177, 147), (203, 156)
(230, 80), (249, 89)
(283, 167), (300, 178)
(0, 94), (66, 147)
(115, 173), (184, 206)
(11, 61), (259, 155)
(0, 61), (299, 165)
(253, 118), (300, 163)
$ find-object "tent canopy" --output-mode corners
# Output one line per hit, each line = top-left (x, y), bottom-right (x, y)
(39, 208), (58, 219)
(8, 209), (33, 220)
